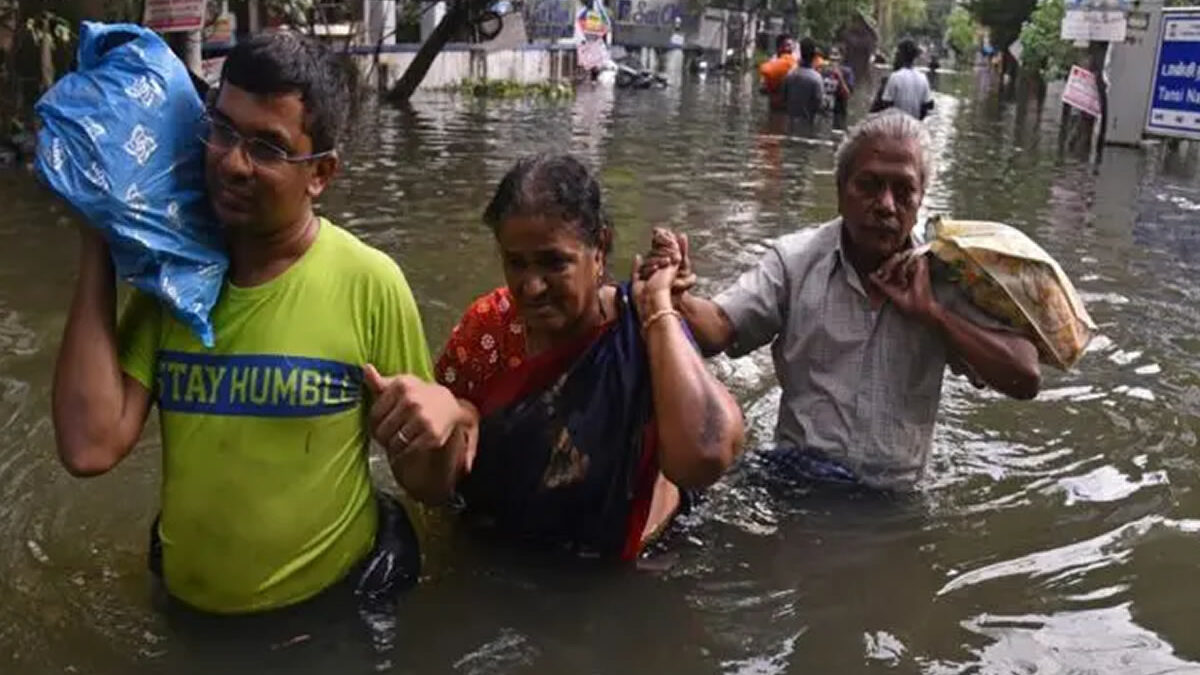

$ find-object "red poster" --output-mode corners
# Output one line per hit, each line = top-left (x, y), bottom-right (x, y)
(1062, 65), (1102, 118)
(143, 0), (207, 33)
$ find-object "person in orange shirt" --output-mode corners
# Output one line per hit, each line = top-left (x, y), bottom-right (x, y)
(759, 34), (796, 111)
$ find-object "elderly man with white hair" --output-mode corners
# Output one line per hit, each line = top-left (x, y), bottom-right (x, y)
(642, 111), (1041, 489)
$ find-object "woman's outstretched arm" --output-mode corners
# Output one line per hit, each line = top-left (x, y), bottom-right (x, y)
(634, 251), (745, 489)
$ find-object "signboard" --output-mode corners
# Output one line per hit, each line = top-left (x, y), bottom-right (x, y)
(203, 11), (236, 48)
(1061, 0), (1130, 42)
(1065, 0), (1130, 9)
(577, 38), (609, 69)
(523, 0), (574, 40)
(1063, 65), (1103, 117)
(1127, 10), (1150, 32)
(576, 1), (611, 40)
(143, 0), (206, 33)
(1147, 10), (1200, 140)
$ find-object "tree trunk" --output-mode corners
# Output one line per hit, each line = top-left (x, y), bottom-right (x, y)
(998, 49), (1018, 101)
(39, 37), (52, 91)
(1057, 100), (1072, 158)
(388, 0), (471, 103)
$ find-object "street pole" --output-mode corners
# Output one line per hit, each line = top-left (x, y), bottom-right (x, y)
(1090, 39), (1109, 168)
(248, 0), (262, 33)
(166, 30), (203, 74)
(184, 29), (202, 73)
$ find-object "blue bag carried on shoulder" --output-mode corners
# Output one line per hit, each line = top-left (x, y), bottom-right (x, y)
(35, 21), (227, 346)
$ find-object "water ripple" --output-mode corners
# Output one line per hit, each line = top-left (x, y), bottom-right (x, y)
(937, 516), (1200, 597)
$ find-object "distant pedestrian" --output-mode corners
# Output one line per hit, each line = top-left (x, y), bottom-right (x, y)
(875, 39), (933, 120)
(781, 37), (827, 129)
(760, 34), (797, 112)
(822, 48), (855, 131)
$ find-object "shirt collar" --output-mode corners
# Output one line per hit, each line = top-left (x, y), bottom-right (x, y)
(831, 219), (922, 298)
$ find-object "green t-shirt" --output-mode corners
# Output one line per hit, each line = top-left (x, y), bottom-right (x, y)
(118, 220), (432, 614)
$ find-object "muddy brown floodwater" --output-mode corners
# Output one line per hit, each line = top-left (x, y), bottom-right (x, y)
(1, 68), (1198, 674)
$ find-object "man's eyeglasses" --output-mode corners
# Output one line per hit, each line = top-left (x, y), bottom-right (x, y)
(199, 114), (334, 167)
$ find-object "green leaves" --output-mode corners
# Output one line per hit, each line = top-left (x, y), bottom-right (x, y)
(264, 0), (315, 25)
(1017, 0), (1076, 80)
(800, 0), (871, 44)
(893, 0), (928, 35)
(24, 10), (71, 49)
(454, 78), (575, 100)
(966, 0), (1037, 49)
(945, 5), (977, 58)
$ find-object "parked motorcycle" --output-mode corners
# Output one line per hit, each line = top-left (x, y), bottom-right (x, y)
(612, 52), (668, 89)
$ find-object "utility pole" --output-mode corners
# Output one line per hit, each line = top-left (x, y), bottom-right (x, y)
(1089, 39), (1110, 167)
(183, 30), (203, 73)
(150, 0), (206, 74)
(249, 0), (262, 33)
(164, 29), (203, 73)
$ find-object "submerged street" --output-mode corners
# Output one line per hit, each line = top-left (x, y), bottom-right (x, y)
(1, 66), (1199, 673)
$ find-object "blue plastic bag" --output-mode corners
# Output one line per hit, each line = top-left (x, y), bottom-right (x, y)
(35, 22), (227, 346)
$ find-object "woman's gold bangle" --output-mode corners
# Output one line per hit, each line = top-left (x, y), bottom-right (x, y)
(641, 308), (681, 334)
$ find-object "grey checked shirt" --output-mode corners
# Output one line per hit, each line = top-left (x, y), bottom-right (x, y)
(715, 219), (994, 489)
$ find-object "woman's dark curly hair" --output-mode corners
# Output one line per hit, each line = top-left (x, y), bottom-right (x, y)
(483, 154), (614, 257)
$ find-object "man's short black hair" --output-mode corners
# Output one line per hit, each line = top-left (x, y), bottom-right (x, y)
(220, 31), (360, 153)
(799, 37), (817, 65)
(896, 38), (920, 68)
(775, 34), (793, 53)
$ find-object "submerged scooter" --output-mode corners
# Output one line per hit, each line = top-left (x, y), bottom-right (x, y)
(615, 62), (668, 88)
(610, 47), (668, 89)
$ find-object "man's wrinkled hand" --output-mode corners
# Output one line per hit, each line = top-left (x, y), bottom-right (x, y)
(363, 364), (462, 458)
(637, 228), (696, 296)
(868, 251), (940, 324)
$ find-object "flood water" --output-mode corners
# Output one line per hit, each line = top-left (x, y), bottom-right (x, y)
(2, 67), (1199, 674)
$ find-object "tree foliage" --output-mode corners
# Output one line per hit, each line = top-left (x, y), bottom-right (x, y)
(967, 0), (1036, 50)
(892, 0), (927, 35)
(23, 11), (70, 49)
(1017, 0), (1075, 80)
(264, 0), (316, 25)
(917, 0), (955, 41)
(945, 5), (976, 58)
(800, 0), (871, 45)
(745, 0), (945, 49)
(3, 0), (145, 124)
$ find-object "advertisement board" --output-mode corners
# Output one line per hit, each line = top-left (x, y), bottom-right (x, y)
(143, 0), (206, 33)
(1061, 0), (1131, 42)
(1146, 9), (1200, 141)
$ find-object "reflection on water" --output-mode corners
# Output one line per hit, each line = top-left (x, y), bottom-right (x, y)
(1, 68), (1199, 673)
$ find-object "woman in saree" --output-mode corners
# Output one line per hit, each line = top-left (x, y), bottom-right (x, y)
(376, 154), (745, 560)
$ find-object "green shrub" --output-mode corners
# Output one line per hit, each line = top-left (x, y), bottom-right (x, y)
(452, 78), (575, 100)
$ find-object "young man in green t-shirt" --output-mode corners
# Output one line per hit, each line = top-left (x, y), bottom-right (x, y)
(51, 33), (477, 614)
